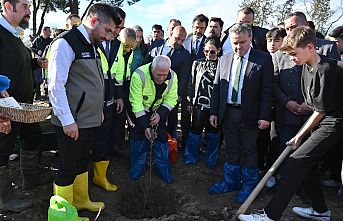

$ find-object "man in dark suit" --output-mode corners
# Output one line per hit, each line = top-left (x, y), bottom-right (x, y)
(208, 23), (273, 204)
(221, 7), (269, 55)
(147, 26), (191, 142)
(183, 14), (208, 61)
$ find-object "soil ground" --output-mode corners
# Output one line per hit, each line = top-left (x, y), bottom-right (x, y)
(1, 137), (343, 221)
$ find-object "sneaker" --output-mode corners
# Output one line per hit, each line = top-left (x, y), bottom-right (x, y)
(266, 176), (276, 188)
(292, 207), (331, 221)
(321, 179), (340, 187)
(238, 210), (274, 221)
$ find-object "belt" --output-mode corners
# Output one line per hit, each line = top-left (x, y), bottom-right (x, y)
(227, 103), (241, 108)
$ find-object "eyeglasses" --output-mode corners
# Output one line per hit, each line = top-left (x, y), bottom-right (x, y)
(204, 50), (216, 54)
(98, 20), (116, 37)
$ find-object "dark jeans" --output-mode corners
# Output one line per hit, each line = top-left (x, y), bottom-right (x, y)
(191, 108), (218, 134)
(265, 123), (343, 220)
(92, 104), (116, 162)
(0, 122), (41, 166)
(221, 106), (258, 168)
(54, 126), (97, 186)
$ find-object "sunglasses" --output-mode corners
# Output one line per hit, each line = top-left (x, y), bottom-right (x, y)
(204, 50), (216, 54)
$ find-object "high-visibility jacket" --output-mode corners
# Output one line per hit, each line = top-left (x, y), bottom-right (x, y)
(98, 43), (133, 86)
(129, 63), (178, 119)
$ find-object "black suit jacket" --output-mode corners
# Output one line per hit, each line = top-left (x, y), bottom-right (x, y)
(210, 48), (273, 128)
(147, 41), (191, 100)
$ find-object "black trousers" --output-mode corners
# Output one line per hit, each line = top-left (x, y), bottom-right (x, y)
(54, 126), (97, 186)
(181, 101), (191, 142)
(221, 106), (258, 168)
(191, 108), (218, 134)
(166, 101), (191, 143)
(0, 121), (41, 166)
(92, 103), (116, 162)
(265, 123), (343, 220)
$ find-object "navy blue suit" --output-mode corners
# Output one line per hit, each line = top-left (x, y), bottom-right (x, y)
(211, 49), (273, 129)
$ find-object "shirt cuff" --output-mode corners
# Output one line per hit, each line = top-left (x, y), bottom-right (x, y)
(59, 112), (75, 127)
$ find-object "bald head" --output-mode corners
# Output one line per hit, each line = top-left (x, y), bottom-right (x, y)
(169, 26), (187, 49)
(284, 12), (308, 35)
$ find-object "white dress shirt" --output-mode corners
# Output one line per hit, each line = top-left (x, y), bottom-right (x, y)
(222, 35), (233, 55)
(160, 40), (174, 56)
(227, 48), (251, 104)
(48, 24), (94, 126)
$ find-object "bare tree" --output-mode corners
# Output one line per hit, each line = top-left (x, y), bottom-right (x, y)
(303, 0), (332, 34)
(239, 0), (276, 27)
(31, 0), (54, 38)
(274, 0), (296, 25)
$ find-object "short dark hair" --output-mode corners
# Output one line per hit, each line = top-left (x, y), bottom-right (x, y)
(113, 6), (126, 20)
(209, 17), (224, 28)
(1, 0), (18, 7)
(238, 6), (254, 16)
(66, 14), (80, 21)
(152, 24), (163, 30)
(204, 36), (221, 49)
(43, 26), (51, 31)
(192, 14), (209, 27)
(286, 11), (307, 23)
(281, 26), (316, 51)
(169, 19), (181, 26)
(328, 26), (343, 39)
(86, 3), (121, 26)
(266, 27), (287, 39)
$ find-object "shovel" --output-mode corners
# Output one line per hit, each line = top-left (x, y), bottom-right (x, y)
(229, 145), (293, 221)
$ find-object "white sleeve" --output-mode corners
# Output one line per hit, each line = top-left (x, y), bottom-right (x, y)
(222, 37), (233, 55)
(47, 38), (75, 126)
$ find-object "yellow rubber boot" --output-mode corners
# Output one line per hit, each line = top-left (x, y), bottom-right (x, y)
(53, 183), (90, 221)
(93, 161), (118, 192)
(73, 172), (105, 212)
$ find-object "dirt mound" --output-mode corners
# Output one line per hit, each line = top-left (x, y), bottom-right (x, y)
(117, 181), (181, 219)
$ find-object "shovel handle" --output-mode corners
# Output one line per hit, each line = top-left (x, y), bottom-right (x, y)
(230, 145), (293, 221)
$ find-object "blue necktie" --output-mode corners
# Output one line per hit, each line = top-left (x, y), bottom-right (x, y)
(105, 40), (110, 59)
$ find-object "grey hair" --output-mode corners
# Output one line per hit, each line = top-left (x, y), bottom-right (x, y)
(151, 55), (171, 70)
(229, 22), (252, 37)
(119, 27), (136, 43)
(132, 25), (143, 32)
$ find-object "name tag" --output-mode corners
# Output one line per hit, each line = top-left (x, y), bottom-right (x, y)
(81, 52), (91, 58)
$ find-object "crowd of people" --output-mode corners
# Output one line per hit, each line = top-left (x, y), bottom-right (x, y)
(1, 0), (343, 220)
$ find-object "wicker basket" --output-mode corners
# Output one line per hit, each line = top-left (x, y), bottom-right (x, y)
(0, 102), (52, 123)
